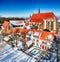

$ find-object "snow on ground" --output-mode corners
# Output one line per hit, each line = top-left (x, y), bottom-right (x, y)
(0, 37), (59, 62)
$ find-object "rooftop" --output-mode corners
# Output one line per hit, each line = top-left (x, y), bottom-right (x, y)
(30, 12), (56, 22)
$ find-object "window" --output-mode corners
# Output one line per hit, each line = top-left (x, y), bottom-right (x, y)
(48, 22), (50, 29)
(51, 22), (53, 30)
(46, 21), (50, 30)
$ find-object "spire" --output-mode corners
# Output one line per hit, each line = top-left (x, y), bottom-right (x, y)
(38, 8), (40, 13)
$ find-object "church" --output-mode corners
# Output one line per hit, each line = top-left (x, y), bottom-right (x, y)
(30, 10), (58, 33)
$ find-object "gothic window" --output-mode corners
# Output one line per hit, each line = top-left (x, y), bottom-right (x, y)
(47, 22), (50, 30)
(51, 22), (53, 30)
(46, 21), (50, 30)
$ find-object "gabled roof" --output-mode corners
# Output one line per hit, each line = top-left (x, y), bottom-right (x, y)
(2, 21), (9, 29)
(30, 12), (56, 22)
(39, 31), (55, 41)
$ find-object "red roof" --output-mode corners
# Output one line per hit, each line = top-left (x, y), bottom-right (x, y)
(2, 21), (9, 28)
(30, 12), (56, 22)
(39, 31), (55, 41)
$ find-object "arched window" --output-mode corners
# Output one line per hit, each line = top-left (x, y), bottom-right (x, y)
(51, 22), (53, 30)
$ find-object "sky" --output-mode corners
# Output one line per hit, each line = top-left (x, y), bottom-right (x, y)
(0, 0), (60, 17)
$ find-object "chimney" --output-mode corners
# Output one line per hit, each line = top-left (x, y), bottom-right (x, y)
(38, 8), (40, 13)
